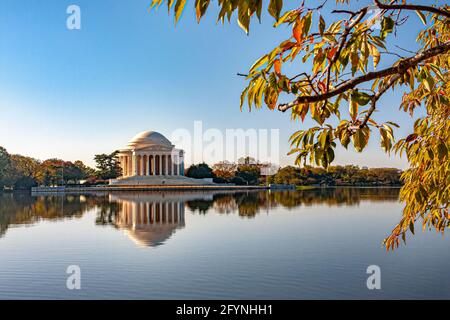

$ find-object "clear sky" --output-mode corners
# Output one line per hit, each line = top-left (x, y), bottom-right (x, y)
(0, 0), (439, 168)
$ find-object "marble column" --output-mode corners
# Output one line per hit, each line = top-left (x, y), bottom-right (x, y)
(128, 156), (132, 177)
(133, 155), (138, 176)
(149, 155), (153, 175)
(165, 155), (169, 175)
(174, 155), (179, 175)
(136, 155), (140, 176)
(166, 155), (169, 175)
(151, 155), (154, 175)
(136, 155), (139, 176)
(146, 155), (150, 176)
(129, 155), (132, 176)
(168, 155), (172, 175)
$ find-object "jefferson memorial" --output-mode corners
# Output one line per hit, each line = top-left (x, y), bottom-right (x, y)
(110, 131), (214, 186)
(118, 131), (185, 177)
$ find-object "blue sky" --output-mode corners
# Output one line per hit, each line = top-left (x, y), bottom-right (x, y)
(0, 0), (438, 168)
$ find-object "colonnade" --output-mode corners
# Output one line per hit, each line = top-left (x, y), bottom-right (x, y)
(116, 201), (185, 227)
(119, 153), (184, 177)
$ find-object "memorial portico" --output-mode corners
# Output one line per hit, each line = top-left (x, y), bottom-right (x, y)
(117, 131), (185, 178)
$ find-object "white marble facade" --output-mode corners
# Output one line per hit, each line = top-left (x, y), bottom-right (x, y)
(118, 131), (184, 177)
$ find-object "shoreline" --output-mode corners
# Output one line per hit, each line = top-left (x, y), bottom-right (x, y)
(27, 184), (403, 194)
(30, 185), (270, 193)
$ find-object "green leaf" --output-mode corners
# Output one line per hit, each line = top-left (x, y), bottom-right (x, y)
(195, 0), (211, 22)
(319, 131), (328, 149)
(380, 17), (395, 40)
(237, 0), (250, 34)
(326, 147), (335, 164)
(340, 130), (350, 149)
(386, 121), (400, 128)
(268, 0), (283, 21)
(319, 15), (325, 35)
(423, 76), (435, 91)
(273, 10), (297, 27)
(240, 86), (249, 111)
(352, 127), (370, 152)
(302, 11), (312, 36)
(437, 142), (448, 161)
(368, 43), (380, 69)
(351, 91), (371, 106)
(249, 55), (268, 75)
(379, 127), (393, 152)
(409, 221), (415, 235)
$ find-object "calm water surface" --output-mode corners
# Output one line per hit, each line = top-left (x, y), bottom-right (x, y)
(0, 188), (449, 299)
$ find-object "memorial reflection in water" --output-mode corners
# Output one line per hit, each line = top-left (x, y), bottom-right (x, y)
(110, 193), (185, 247)
(1, 188), (400, 248)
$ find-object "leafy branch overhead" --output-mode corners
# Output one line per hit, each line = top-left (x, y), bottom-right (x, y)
(150, 0), (450, 250)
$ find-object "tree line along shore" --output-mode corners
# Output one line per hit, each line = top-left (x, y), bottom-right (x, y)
(0, 147), (402, 191)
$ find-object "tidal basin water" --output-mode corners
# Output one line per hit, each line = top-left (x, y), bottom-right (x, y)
(0, 188), (449, 299)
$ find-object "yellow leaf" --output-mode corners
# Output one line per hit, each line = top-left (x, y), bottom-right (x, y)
(174, 0), (186, 24)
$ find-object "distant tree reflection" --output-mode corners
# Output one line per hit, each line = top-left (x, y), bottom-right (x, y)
(0, 192), (103, 237)
(188, 187), (400, 217)
(0, 188), (399, 238)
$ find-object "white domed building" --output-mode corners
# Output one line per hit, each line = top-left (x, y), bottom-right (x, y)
(110, 131), (214, 186)
(117, 131), (185, 178)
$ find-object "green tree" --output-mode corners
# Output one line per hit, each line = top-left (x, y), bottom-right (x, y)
(185, 163), (214, 179)
(273, 166), (305, 185)
(0, 147), (10, 179)
(94, 151), (122, 180)
(74, 160), (95, 180)
(0, 147), (14, 189)
(230, 176), (247, 185)
(152, 0), (450, 249)
(9, 155), (42, 190)
(40, 159), (65, 186)
(236, 165), (261, 185)
(61, 163), (85, 184)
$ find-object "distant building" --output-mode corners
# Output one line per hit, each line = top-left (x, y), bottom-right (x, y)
(110, 131), (214, 186)
(117, 131), (185, 177)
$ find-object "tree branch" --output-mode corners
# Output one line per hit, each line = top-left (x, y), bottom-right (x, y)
(323, 8), (368, 110)
(278, 41), (450, 112)
(332, 10), (358, 15)
(354, 73), (402, 131)
(327, 8), (368, 76)
(374, 0), (450, 19)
